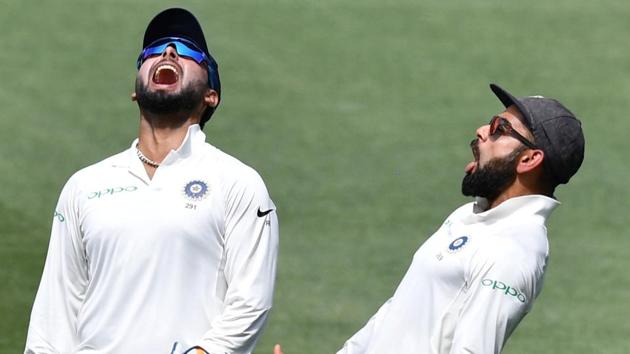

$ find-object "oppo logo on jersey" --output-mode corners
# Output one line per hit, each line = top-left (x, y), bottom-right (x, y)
(481, 279), (527, 303)
(53, 211), (65, 222)
(88, 186), (139, 199)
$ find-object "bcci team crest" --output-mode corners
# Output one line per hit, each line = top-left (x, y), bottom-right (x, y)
(448, 236), (469, 253)
(183, 180), (210, 201)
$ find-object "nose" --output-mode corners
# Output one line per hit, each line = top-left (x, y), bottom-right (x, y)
(475, 124), (491, 142)
(162, 44), (179, 60)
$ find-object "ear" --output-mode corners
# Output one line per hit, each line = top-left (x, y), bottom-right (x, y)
(131, 92), (137, 102)
(516, 149), (544, 174)
(204, 89), (219, 108)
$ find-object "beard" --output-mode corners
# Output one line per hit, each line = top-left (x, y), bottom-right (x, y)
(461, 146), (525, 202)
(134, 75), (207, 121)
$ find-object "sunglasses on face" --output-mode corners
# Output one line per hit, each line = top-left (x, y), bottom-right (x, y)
(136, 37), (211, 69)
(489, 116), (537, 149)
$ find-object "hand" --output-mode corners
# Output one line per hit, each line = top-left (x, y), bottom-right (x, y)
(273, 344), (284, 354)
(171, 342), (210, 354)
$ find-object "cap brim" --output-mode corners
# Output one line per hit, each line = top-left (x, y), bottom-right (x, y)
(489, 83), (533, 130)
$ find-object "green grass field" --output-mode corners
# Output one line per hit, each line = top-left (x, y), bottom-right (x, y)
(1, 0), (629, 353)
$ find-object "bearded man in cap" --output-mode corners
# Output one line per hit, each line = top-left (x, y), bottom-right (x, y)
(274, 84), (584, 354)
(335, 84), (584, 354)
(25, 8), (278, 354)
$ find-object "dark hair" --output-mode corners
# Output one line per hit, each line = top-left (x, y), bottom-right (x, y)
(200, 106), (215, 129)
(199, 67), (219, 129)
(523, 132), (557, 194)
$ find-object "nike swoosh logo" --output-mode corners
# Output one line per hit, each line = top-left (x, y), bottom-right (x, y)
(257, 208), (274, 217)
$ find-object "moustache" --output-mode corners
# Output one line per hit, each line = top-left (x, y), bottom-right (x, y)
(470, 139), (480, 161)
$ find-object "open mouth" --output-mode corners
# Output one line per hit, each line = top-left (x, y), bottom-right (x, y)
(465, 139), (480, 174)
(152, 63), (179, 85)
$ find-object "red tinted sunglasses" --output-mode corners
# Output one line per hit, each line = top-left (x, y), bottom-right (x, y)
(489, 116), (537, 149)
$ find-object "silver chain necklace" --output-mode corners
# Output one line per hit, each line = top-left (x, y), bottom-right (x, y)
(136, 143), (160, 168)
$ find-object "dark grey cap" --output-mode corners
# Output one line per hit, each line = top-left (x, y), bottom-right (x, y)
(490, 83), (585, 186)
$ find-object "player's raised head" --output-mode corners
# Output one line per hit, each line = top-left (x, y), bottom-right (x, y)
(489, 83), (585, 188)
(137, 8), (221, 127)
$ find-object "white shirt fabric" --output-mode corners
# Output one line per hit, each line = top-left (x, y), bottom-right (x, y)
(337, 195), (559, 354)
(25, 125), (279, 354)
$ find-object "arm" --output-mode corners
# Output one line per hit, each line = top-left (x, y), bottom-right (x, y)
(269, 299), (393, 354)
(336, 297), (393, 354)
(25, 177), (88, 353)
(196, 173), (279, 354)
(449, 240), (546, 354)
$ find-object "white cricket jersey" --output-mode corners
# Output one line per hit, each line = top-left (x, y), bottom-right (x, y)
(25, 125), (279, 354)
(338, 195), (559, 354)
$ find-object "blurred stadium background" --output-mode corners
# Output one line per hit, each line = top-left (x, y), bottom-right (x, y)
(1, 0), (628, 353)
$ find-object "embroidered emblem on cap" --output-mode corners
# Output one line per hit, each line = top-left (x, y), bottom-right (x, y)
(183, 180), (209, 201)
(448, 236), (469, 253)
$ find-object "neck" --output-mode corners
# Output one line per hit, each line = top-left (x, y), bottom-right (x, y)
(487, 175), (551, 209)
(136, 114), (198, 171)
(488, 189), (526, 209)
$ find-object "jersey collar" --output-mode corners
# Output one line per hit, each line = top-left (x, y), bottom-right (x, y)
(159, 124), (206, 164)
(466, 195), (560, 225)
(111, 124), (207, 181)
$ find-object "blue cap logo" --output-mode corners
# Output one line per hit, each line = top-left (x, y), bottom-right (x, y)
(448, 236), (469, 252)
(183, 180), (209, 201)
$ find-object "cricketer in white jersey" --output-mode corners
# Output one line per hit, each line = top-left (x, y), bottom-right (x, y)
(333, 84), (585, 354)
(26, 125), (278, 353)
(337, 195), (555, 353)
(26, 8), (278, 354)
(274, 83), (584, 354)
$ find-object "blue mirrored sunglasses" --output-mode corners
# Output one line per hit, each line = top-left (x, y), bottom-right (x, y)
(136, 37), (220, 92)
(136, 37), (211, 69)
